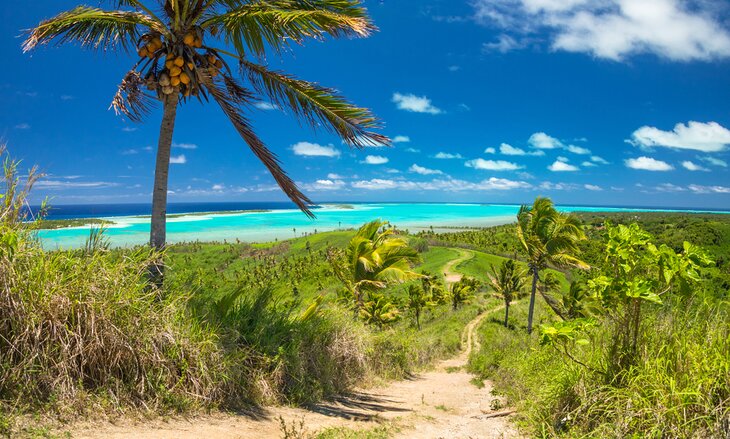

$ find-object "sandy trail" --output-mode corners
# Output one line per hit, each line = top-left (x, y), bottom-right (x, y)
(68, 250), (519, 439)
(442, 248), (473, 285)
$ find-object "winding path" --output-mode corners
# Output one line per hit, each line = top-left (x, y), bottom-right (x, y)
(68, 250), (519, 439)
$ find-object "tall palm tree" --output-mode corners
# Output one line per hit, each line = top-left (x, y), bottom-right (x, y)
(516, 197), (589, 334)
(486, 259), (526, 327)
(24, 1), (388, 257)
(330, 220), (421, 316)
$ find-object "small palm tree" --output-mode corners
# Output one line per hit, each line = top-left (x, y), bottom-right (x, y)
(359, 293), (399, 328)
(406, 284), (432, 330)
(24, 1), (387, 258)
(486, 259), (526, 327)
(450, 278), (473, 310)
(329, 220), (421, 316)
(516, 197), (589, 334)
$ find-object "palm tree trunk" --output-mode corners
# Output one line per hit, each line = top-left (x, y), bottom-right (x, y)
(148, 93), (179, 285)
(504, 301), (510, 328)
(527, 268), (539, 334)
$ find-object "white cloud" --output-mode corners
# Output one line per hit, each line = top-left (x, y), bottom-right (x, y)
(170, 154), (187, 164)
(327, 173), (345, 179)
(528, 132), (563, 149)
(363, 155), (389, 165)
(548, 160), (579, 172)
(404, 147), (421, 153)
(630, 121), (730, 152)
(584, 184), (603, 191)
(434, 152), (463, 159)
(173, 142), (197, 150)
(121, 149), (138, 155)
(409, 164), (444, 175)
(292, 141), (340, 157)
(656, 183), (686, 192)
(352, 177), (531, 191)
(498, 142), (545, 156)
(121, 127), (138, 132)
(591, 155), (609, 164)
(392, 92), (442, 114)
(254, 102), (277, 110)
(211, 184), (224, 191)
(393, 135), (411, 143)
(625, 156), (673, 171)
(681, 160), (709, 172)
(556, 156), (570, 162)
(688, 184), (730, 194)
(474, 0), (730, 61)
(565, 144), (591, 155)
(304, 179), (347, 191)
(15, 123), (30, 130)
(699, 156), (728, 167)
(34, 179), (119, 189)
(465, 159), (523, 171)
(483, 34), (528, 52)
(581, 161), (596, 167)
(484, 147), (496, 154)
(540, 181), (578, 191)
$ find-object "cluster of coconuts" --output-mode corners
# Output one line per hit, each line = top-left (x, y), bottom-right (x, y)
(138, 30), (224, 99)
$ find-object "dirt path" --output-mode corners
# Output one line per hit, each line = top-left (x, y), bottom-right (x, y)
(442, 248), (473, 285)
(67, 252), (519, 439)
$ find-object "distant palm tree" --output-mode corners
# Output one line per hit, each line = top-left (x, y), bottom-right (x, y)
(24, 1), (387, 261)
(516, 197), (589, 334)
(486, 259), (526, 327)
(330, 220), (421, 316)
(449, 278), (473, 310)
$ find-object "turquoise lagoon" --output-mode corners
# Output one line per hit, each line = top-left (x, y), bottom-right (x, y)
(37, 203), (728, 249)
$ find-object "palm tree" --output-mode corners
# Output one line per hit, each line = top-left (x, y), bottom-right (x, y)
(516, 197), (589, 334)
(359, 293), (399, 328)
(24, 1), (388, 260)
(406, 284), (432, 330)
(486, 259), (526, 327)
(329, 219), (421, 316)
(449, 278), (473, 310)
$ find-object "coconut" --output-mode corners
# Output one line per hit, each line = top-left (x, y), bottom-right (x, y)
(179, 72), (191, 85)
(194, 37), (203, 48)
(162, 85), (174, 95)
(159, 73), (171, 86)
(207, 54), (216, 64)
(183, 33), (195, 46)
(151, 37), (162, 49)
(169, 66), (182, 77)
(165, 60), (174, 69)
(187, 61), (194, 70)
(170, 76), (181, 87)
(210, 68), (219, 77)
(173, 57), (185, 67)
(138, 47), (148, 58)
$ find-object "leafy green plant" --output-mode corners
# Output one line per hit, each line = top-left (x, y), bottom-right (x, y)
(359, 293), (399, 328)
(450, 278), (474, 310)
(406, 284), (434, 330)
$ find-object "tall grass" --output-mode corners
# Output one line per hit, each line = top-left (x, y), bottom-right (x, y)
(470, 299), (730, 437)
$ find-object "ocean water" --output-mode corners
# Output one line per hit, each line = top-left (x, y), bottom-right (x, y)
(36, 202), (729, 249)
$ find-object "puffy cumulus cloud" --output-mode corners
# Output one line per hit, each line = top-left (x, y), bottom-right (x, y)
(392, 92), (442, 114)
(529, 132), (563, 149)
(409, 164), (444, 175)
(352, 177), (531, 191)
(303, 179), (347, 191)
(292, 141), (340, 157)
(498, 143), (545, 156)
(170, 154), (187, 164)
(465, 159), (523, 171)
(700, 156), (727, 167)
(584, 184), (603, 191)
(681, 160), (709, 171)
(629, 121), (730, 152)
(473, 0), (730, 61)
(211, 184), (224, 191)
(548, 159), (579, 171)
(688, 184), (730, 194)
(327, 173), (345, 179)
(393, 135), (411, 143)
(565, 144), (591, 155)
(485, 147), (496, 154)
(362, 155), (389, 165)
(625, 156), (674, 171)
(434, 152), (463, 159)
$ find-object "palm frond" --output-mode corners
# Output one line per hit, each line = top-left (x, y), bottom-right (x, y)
(110, 70), (155, 122)
(23, 6), (160, 52)
(202, 0), (375, 57)
(200, 71), (314, 217)
(242, 60), (389, 148)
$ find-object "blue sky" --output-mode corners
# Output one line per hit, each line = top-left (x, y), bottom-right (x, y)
(2, 0), (730, 208)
